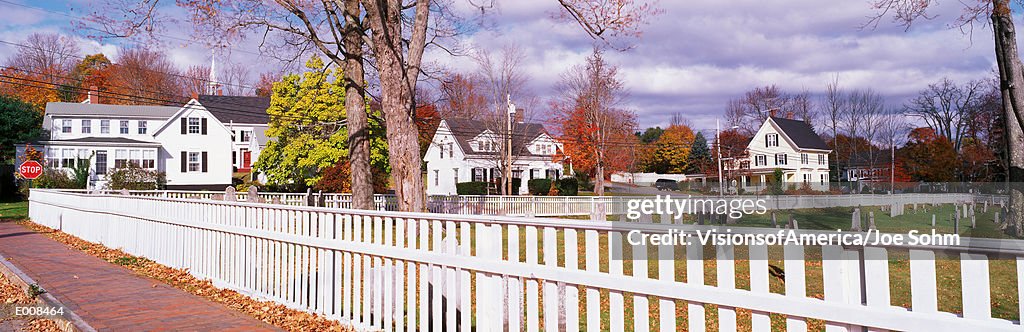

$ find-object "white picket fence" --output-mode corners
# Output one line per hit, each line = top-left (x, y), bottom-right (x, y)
(72, 189), (1005, 218)
(27, 189), (1024, 331)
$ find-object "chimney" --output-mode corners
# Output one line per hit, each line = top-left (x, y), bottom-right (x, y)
(217, 88), (223, 96)
(88, 86), (98, 104)
(768, 108), (777, 118)
(785, 111), (794, 119)
(514, 108), (525, 123)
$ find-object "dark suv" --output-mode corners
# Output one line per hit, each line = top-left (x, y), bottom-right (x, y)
(654, 179), (678, 191)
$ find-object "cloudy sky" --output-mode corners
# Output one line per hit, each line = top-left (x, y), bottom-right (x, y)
(0, 0), (1006, 132)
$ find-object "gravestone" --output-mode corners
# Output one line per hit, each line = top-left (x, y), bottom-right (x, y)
(953, 213), (959, 234)
(868, 211), (876, 230)
(851, 208), (862, 232)
(970, 204), (976, 229)
(770, 211), (778, 228)
(248, 186), (259, 203)
(931, 214), (936, 227)
(788, 216), (798, 230)
(224, 186), (236, 201)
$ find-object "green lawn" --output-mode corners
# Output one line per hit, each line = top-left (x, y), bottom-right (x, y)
(0, 200), (27, 221)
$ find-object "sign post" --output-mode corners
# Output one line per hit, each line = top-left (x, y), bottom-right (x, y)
(19, 160), (43, 190)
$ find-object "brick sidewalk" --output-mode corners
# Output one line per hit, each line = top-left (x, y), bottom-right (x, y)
(0, 221), (282, 331)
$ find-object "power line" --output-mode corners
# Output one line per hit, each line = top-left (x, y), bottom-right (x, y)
(0, 0), (265, 59)
(0, 71), (344, 125)
(0, 39), (261, 92)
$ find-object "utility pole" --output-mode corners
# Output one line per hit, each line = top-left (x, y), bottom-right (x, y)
(717, 119), (724, 196)
(506, 95), (514, 195)
(890, 142), (895, 194)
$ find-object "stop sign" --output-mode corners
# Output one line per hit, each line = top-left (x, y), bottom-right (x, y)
(19, 160), (43, 180)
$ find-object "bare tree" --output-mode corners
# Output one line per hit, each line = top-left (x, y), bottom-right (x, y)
(438, 73), (487, 120)
(724, 85), (815, 135)
(221, 62), (253, 95)
(554, 47), (633, 196)
(823, 74), (845, 176)
(856, 89), (885, 172)
(108, 47), (184, 105)
(906, 77), (984, 152)
(6, 33), (81, 86)
(183, 64), (211, 97)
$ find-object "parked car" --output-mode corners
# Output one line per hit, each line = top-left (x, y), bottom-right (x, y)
(654, 179), (678, 191)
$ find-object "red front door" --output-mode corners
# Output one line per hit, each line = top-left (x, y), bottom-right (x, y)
(241, 149), (251, 171)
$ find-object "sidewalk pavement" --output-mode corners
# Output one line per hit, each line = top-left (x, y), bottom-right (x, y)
(0, 221), (282, 331)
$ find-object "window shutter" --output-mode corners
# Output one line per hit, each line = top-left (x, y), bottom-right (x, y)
(201, 118), (208, 135)
(180, 151), (187, 172)
(180, 118), (187, 134)
(765, 135), (768, 147)
(201, 151), (208, 172)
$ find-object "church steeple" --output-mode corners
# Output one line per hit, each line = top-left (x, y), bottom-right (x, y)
(208, 49), (221, 95)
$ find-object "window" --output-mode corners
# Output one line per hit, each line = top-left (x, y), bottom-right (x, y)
(137, 121), (147, 134)
(754, 155), (766, 167)
(130, 149), (141, 167)
(433, 170), (439, 186)
(188, 152), (201, 172)
(820, 174), (826, 185)
(439, 144), (445, 159)
(81, 120), (91, 134)
(188, 118), (201, 134)
(46, 149), (58, 168)
(473, 168), (484, 182)
(775, 153), (787, 165)
(232, 130), (238, 142)
(448, 143), (454, 157)
(818, 154), (826, 165)
(77, 149), (89, 168)
(120, 120), (129, 134)
(142, 150), (155, 169)
(453, 168), (459, 185)
(100, 120), (110, 134)
(95, 151), (107, 175)
(801, 153), (808, 164)
(61, 120), (72, 133)
(61, 149), (75, 168)
(232, 151), (237, 165)
(114, 149), (128, 168)
(766, 134), (779, 147)
(241, 130), (251, 142)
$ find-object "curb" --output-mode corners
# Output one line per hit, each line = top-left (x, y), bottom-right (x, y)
(0, 252), (95, 332)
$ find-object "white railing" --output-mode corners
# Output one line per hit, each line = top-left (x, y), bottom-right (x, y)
(27, 189), (1024, 331)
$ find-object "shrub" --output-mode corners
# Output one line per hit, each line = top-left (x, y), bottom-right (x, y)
(456, 181), (487, 195)
(71, 158), (90, 189)
(32, 169), (77, 189)
(556, 177), (578, 196)
(574, 172), (594, 191)
(106, 164), (165, 190)
(528, 179), (552, 195)
(768, 168), (784, 195)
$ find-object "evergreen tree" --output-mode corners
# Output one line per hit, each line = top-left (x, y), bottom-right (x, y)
(685, 132), (712, 174)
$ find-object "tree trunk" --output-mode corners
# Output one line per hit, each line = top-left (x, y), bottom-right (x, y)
(363, 0), (429, 212)
(344, 0), (374, 210)
(991, 0), (1024, 235)
(595, 154), (605, 196)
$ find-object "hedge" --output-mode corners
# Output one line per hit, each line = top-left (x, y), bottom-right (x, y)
(527, 178), (552, 195)
(456, 181), (488, 195)
(556, 177), (578, 196)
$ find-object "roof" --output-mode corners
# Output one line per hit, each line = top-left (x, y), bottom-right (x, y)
(198, 95), (270, 124)
(442, 118), (550, 157)
(39, 137), (161, 147)
(45, 102), (180, 118)
(770, 117), (830, 150)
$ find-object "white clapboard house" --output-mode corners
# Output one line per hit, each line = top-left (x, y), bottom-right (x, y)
(15, 93), (272, 190)
(725, 116), (832, 191)
(424, 117), (566, 195)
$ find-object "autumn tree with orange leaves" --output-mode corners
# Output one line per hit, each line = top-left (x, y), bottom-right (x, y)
(553, 48), (636, 195)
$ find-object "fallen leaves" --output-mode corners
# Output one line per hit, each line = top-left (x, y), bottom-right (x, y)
(17, 221), (352, 332)
(0, 266), (61, 331)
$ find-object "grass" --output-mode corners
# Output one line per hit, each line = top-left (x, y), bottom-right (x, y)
(0, 200), (28, 221)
